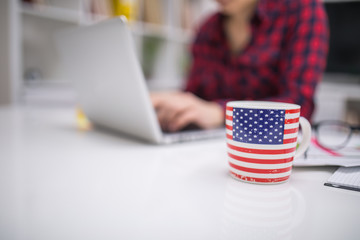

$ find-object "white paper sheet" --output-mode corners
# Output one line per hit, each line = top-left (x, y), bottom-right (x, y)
(293, 138), (360, 167)
(324, 167), (360, 192)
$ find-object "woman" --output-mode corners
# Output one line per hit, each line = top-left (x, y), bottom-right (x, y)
(151, 0), (328, 132)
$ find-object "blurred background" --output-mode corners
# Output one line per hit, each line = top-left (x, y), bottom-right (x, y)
(1, 0), (360, 124)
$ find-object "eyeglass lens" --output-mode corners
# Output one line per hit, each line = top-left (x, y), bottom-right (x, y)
(317, 123), (352, 149)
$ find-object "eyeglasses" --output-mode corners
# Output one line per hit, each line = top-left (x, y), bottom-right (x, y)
(313, 120), (360, 150)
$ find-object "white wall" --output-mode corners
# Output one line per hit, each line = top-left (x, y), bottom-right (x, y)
(313, 75), (360, 122)
(22, 15), (75, 82)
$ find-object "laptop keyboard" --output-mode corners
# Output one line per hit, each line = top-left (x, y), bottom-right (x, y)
(162, 128), (225, 144)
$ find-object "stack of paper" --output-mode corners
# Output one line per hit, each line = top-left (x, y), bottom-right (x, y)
(293, 138), (360, 167)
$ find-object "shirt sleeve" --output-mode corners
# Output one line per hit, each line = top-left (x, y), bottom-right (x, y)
(264, 0), (329, 120)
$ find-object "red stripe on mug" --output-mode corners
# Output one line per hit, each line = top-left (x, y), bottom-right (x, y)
(226, 106), (233, 112)
(226, 115), (233, 121)
(229, 162), (292, 174)
(283, 137), (298, 144)
(285, 117), (300, 124)
(227, 143), (297, 155)
(285, 109), (300, 114)
(284, 128), (299, 134)
(230, 171), (291, 183)
(228, 153), (294, 164)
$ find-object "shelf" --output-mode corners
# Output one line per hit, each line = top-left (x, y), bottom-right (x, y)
(18, 0), (196, 96)
(21, 3), (193, 43)
(21, 79), (77, 106)
(21, 3), (81, 24)
(131, 22), (193, 43)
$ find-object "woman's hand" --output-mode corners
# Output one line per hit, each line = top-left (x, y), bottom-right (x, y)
(151, 91), (224, 132)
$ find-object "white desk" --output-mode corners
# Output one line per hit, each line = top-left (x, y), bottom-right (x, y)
(1, 105), (359, 240)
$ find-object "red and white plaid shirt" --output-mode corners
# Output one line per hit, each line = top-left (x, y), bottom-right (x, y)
(185, 0), (329, 120)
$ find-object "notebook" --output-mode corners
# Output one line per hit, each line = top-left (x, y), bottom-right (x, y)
(324, 166), (360, 192)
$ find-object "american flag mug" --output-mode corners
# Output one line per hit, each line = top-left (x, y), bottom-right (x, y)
(226, 101), (311, 184)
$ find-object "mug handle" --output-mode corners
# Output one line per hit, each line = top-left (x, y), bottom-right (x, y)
(294, 117), (312, 158)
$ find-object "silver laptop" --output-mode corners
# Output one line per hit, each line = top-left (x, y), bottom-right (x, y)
(55, 17), (224, 144)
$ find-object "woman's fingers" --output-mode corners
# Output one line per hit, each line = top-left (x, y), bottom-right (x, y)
(168, 109), (197, 132)
(150, 91), (224, 131)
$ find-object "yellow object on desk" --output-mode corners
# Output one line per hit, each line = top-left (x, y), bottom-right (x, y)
(76, 107), (92, 131)
(113, 0), (138, 21)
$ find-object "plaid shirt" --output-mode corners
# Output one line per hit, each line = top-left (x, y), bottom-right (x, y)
(185, 0), (329, 120)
